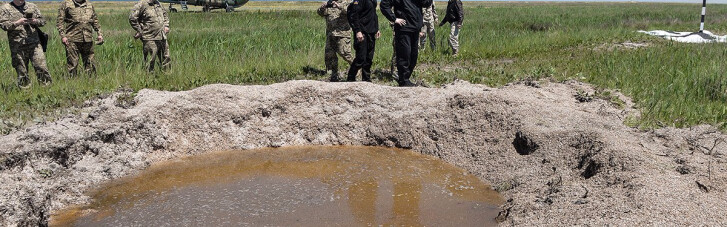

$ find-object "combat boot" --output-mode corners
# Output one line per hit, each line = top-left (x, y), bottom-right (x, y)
(362, 74), (371, 82)
(398, 80), (416, 87)
(329, 70), (339, 82)
(39, 76), (52, 87)
(346, 75), (356, 82)
(346, 71), (357, 82)
(17, 77), (30, 89)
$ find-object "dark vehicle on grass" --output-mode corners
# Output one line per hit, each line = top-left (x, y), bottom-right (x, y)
(162, 0), (248, 12)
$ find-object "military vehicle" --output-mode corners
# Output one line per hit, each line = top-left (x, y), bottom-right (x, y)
(161, 0), (249, 12)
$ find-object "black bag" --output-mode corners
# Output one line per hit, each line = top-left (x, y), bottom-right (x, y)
(35, 26), (48, 52)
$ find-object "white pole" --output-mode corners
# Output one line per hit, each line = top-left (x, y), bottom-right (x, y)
(700, 0), (706, 33)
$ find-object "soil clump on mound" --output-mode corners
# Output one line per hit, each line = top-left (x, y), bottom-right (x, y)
(0, 80), (725, 226)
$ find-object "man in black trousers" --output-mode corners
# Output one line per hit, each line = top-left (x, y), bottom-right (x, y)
(380, 0), (432, 87)
(346, 0), (380, 82)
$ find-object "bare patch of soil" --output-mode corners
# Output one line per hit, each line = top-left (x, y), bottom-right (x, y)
(593, 41), (650, 51)
(1, 80), (725, 226)
(417, 58), (516, 74)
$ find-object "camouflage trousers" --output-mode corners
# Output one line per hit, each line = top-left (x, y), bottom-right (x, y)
(65, 42), (96, 76)
(419, 20), (436, 50)
(324, 35), (353, 73)
(449, 22), (461, 54)
(10, 43), (51, 88)
(143, 39), (171, 72)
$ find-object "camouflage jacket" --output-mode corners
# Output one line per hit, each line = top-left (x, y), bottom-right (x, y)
(0, 2), (46, 46)
(422, 2), (437, 24)
(317, 0), (351, 38)
(129, 0), (169, 41)
(57, 0), (102, 43)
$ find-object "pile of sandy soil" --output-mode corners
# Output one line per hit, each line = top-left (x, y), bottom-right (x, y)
(0, 80), (725, 226)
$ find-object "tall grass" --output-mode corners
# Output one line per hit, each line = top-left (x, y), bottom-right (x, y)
(0, 1), (725, 133)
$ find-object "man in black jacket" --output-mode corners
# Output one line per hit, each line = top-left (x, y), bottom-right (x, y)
(440, 0), (463, 56)
(347, 0), (380, 82)
(380, 0), (432, 87)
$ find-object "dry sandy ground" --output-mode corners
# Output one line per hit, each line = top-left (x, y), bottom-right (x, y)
(0, 80), (725, 226)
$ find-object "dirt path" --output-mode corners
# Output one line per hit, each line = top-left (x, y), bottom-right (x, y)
(1, 80), (725, 226)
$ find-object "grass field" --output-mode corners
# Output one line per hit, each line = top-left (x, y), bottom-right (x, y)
(0, 1), (726, 133)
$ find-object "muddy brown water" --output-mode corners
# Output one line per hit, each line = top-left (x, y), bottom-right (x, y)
(51, 146), (504, 226)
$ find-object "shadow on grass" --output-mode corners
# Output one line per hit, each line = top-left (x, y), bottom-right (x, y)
(373, 68), (397, 82)
(301, 65), (326, 76)
(372, 68), (430, 87)
(1, 82), (19, 94)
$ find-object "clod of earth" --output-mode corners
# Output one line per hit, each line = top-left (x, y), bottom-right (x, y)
(513, 131), (539, 155)
(0, 80), (726, 226)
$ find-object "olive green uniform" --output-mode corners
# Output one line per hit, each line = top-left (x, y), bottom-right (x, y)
(129, 0), (170, 72)
(0, 2), (51, 88)
(57, 0), (102, 76)
(317, 0), (353, 78)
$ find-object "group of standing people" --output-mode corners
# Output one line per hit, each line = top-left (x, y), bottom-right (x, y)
(318, 0), (463, 87)
(1, 0), (462, 89)
(0, 0), (170, 88)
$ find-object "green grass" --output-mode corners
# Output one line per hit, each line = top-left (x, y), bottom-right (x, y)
(1, 1), (726, 133)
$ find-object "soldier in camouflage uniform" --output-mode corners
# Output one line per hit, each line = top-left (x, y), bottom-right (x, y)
(317, 0), (353, 82)
(419, 2), (437, 50)
(57, 0), (103, 77)
(0, 0), (51, 88)
(129, 0), (170, 72)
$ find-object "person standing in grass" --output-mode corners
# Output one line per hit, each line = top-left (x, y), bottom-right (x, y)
(318, 0), (354, 82)
(440, 0), (462, 56)
(0, 0), (52, 88)
(419, 1), (437, 50)
(346, 0), (380, 82)
(129, 0), (170, 72)
(57, 0), (104, 77)
(380, 0), (432, 87)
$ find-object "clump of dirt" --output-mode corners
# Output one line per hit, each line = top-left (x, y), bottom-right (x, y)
(512, 131), (539, 155)
(526, 22), (553, 32)
(0, 80), (725, 226)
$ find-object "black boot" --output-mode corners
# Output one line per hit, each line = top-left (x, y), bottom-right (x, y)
(362, 73), (371, 82)
(347, 73), (356, 82)
(329, 70), (339, 82)
(398, 80), (416, 87)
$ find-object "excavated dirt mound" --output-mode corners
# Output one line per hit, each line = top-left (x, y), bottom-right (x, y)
(1, 80), (725, 226)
